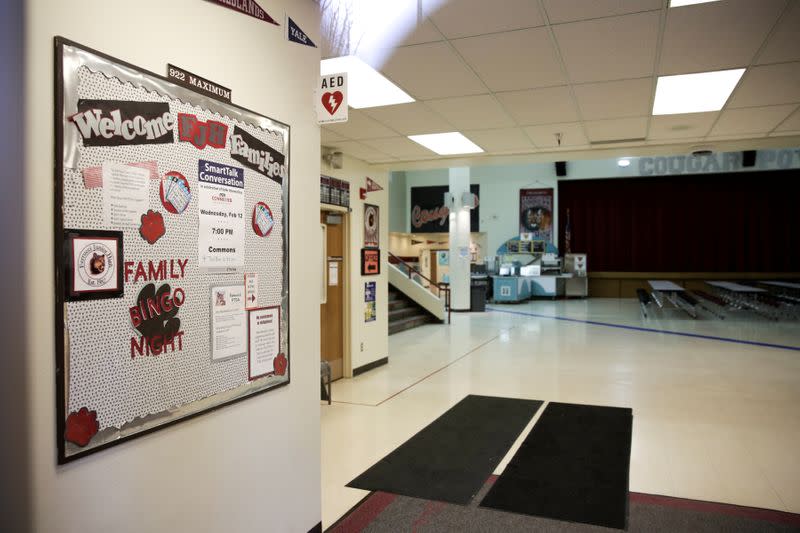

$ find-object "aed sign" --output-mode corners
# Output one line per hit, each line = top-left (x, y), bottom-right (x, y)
(317, 73), (348, 125)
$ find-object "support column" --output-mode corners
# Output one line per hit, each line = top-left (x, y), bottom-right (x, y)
(448, 167), (471, 311)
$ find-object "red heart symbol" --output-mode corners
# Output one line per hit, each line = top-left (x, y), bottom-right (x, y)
(322, 91), (343, 116)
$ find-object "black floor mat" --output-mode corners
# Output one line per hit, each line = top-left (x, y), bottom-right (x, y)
(480, 402), (633, 530)
(347, 395), (543, 504)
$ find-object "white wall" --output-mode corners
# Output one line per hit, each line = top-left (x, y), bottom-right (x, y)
(25, 2), (322, 532)
(322, 155), (389, 371)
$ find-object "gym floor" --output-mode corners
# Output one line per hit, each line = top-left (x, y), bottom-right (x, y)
(320, 298), (800, 529)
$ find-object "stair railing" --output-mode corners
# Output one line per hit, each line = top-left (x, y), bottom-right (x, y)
(388, 251), (451, 324)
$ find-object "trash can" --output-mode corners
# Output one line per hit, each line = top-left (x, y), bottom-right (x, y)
(470, 278), (488, 312)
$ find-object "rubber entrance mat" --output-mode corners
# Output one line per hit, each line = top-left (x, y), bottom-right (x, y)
(480, 401), (633, 529)
(347, 395), (543, 504)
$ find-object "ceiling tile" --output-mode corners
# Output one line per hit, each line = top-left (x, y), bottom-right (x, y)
(495, 86), (579, 125)
(323, 110), (399, 140)
(462, 128), (534, 152)
(553, 11), (660, 84)
(659, 0), (784, 75)
(400, 18), (444, 46)
(425, 0), (544, 39)
(710, 105), (798, 135)
(727, 62), (800, 108)
(584, 117), (648, 142)
(523, 122), (588, 148)
(573, 78), (653, 120)
(758, 1), (800, 65)
(774, 107), (800, 132)
(326, 140), (394, 163)
(380, 42), (487, 99)
(426, 95), (516, 130)
(362, 102), (453, 135)
(320, 127), (349, 144)
(543, 0), (662, 24)
(647, 112), (718, 140)
(361, 137), (437, 158)
(452, 28), (565, 92)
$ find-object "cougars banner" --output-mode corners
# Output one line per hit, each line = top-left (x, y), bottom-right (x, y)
(519, 188), (554, 243)
(410, 185), (479, 233)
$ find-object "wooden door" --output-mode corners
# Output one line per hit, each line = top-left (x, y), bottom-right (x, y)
(320, 213), (345, 380)
(430, 250), (438, 285)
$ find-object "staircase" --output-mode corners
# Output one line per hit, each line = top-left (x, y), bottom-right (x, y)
(389, 286), (437, 335)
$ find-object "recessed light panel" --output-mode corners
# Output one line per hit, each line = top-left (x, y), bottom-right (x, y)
(320, 56), (414, 109)
(408, 132), (484, 155)
(669, 0), (722, 7)
(652, 69), (745, 115)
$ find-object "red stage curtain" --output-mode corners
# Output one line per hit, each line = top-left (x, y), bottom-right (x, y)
(557, 170), (800, 272)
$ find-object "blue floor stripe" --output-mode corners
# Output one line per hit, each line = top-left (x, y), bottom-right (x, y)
(486, 307), (800, 352)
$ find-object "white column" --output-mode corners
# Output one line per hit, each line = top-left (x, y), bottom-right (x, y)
(448, 167), (471, 310)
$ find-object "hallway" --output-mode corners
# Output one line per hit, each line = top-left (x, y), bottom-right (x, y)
(321, 300), (800, 528)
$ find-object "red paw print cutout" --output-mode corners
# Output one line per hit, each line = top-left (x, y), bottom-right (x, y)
(64, 407), (99, 447)
(273, 353), (288, 376)
(140, 209), (165, 244)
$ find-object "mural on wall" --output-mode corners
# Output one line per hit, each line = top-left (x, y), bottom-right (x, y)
(410, 185), (480, 233)
(519, 188), (553, 243)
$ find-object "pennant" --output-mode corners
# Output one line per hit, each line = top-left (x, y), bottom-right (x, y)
(287, 16), (316, 47)
(209, 0), (279, 26)
(411, 240), (424, 245)
(366, 177), (384, 192)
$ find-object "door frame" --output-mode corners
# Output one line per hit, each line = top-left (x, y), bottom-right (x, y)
(321, 207), (352, 379)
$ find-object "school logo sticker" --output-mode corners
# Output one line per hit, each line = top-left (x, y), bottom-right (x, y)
(70, 100), (174, 146)
(77, 240), (116, 289)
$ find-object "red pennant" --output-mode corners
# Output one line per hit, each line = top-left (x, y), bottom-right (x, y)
(366, 177), (383, 192)
(210, 0), (279, 26)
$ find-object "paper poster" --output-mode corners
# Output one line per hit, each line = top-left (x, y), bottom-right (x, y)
(519, 188), (554, 243)
(364, 204), (379, 248)
(198, 160), (245, 273)
(328, 261), (339, 286)
(210, 284), (246, 360)
(245, 272), (258, 310)
(248, 307), (280, 380)
(102, 161), (150, 227)
(364, 281), (376, 323)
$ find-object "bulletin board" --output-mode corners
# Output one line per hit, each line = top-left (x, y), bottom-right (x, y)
(54, 38), (290, 463)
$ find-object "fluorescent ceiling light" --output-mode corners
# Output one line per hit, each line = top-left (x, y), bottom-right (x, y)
(320, 56), (414, 109)
(408, 132), (484, 155)
(670, 0), (721, 6)
(652, 68), (745, 115)
(617, 158), (631, 167)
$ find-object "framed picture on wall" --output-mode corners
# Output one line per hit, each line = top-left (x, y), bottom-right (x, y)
(361, 248), (380, 275)
(364, 203), (379, 248)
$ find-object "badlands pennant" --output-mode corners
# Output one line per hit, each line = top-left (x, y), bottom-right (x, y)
(209, 0), (279, 26)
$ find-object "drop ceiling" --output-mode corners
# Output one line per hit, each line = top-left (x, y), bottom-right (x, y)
(321, 0), (800, 166)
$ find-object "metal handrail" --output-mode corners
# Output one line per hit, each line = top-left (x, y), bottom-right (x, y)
(388, 251), (451, 324)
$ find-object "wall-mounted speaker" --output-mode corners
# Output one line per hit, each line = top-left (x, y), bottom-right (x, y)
(742, 150), (757, 167)
(555, 161), (567, 177)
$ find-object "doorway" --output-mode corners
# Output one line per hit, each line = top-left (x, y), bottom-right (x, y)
(320, 210), (349, 380)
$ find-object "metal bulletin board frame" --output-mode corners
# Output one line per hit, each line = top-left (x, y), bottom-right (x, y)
(54, 37), (291, 463)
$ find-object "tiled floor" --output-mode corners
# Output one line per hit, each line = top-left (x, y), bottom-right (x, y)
(320, 298), (800, 529)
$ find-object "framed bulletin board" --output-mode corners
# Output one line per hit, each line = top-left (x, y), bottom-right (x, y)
(54, 38), (290, 462)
